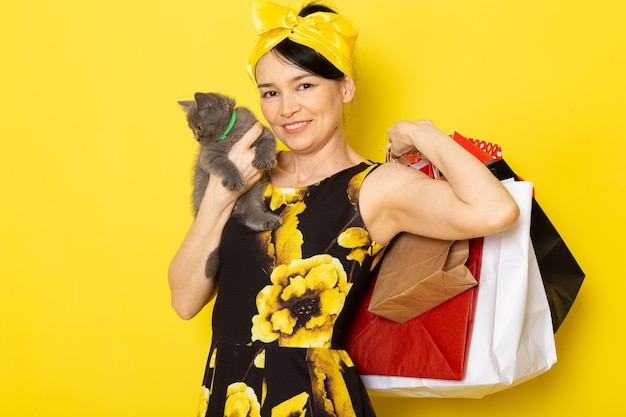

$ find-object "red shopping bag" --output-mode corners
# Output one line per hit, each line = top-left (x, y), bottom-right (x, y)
(344, 237), (483, 380)
(347, 141), (485, 380)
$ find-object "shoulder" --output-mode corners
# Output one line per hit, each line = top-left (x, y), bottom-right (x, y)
(359, 162), (430, 244)
(361, 162), (429, 193)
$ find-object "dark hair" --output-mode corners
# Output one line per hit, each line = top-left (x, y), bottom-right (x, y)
(272, 3), (346, 80)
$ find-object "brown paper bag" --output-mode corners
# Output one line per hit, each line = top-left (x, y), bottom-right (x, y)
(368, 232), (478, 323)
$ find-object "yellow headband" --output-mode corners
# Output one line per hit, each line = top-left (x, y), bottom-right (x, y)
(247, 0), (358, 82)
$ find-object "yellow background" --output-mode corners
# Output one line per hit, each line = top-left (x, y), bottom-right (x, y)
(1, 0), (624, 415)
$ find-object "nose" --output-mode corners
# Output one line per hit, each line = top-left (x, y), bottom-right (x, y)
(279, 92), (301, 117)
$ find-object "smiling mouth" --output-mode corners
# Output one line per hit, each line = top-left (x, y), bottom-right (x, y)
(283, 121), (310, 132)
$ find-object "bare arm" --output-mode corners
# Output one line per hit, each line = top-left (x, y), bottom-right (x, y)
(168, 123), (265, 320)
(360, 120), (519, 244)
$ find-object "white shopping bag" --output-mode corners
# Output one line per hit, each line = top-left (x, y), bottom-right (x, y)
(361, 181), (557, 398)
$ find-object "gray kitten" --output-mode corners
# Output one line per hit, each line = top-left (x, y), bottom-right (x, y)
(179, 92), (282, 277)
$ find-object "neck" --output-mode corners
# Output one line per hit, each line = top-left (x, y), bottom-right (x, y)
(273, 144), (364, 188)
(217, 109), (237, 141)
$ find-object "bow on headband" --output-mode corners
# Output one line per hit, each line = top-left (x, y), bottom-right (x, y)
(247, 0), (358, 82)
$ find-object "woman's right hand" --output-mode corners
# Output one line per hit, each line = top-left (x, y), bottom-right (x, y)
(168, 122), (266, 320)
(201, 122), (265, 211)
(228, 122), (265, 190)
(208, 122), (266, 205)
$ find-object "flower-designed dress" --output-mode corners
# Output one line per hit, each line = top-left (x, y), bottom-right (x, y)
(199, 161), (384, 417)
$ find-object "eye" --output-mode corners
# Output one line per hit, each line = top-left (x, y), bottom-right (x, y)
(197, 126), (203, 132)
(298, 83), (313, 90)
(261, 90), (278, 98)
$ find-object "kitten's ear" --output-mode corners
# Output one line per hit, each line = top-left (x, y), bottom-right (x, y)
(194, 92), (213, 109)
(178, 100), (194, 112)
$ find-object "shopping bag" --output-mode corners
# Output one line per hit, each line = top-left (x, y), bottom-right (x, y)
(356, 181), (557, 398)
(483, 157), (586, 332)
(344, 237), (483, 381)
(392, 153), (440, 178)
(451, 132), (586, 332)
(368, 234), (477, 323)
(374, 145), (477, 323)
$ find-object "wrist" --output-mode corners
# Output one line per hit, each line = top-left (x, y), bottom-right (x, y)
(386, 139), (417, 162)
(202, 177), (238, 212)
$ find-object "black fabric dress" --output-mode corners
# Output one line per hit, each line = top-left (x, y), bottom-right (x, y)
(198, 161), (384, 417)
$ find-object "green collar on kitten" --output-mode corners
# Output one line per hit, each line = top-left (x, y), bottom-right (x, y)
(218, 110), (237, 141)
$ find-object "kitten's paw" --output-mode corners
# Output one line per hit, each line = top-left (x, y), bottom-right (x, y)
(252, 158), (277, 170)
(222, 177), (245, 192)
(263, 215), (283, 231)
(247, 214), (283, 231)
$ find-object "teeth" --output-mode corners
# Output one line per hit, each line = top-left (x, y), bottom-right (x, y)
(285, 121), (308, 130)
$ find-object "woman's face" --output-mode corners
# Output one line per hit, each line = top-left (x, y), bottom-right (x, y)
(255, 51), (354, 154)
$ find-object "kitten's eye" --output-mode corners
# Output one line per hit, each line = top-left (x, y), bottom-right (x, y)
(197, 126), (203, 132)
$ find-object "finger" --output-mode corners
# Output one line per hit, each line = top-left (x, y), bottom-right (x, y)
(237, 122), (264, 149)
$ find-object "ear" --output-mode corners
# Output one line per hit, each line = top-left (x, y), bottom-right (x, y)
(341, 76), (356, 103)
(178, 100), (194, 112)
(194, 92), (212, 109)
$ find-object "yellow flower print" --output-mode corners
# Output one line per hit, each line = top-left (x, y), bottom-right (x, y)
(209, 347), (217, 368)
(273, 202), (306, 266)
(271, 392), (310, 417)
(224, 382), (261, 417)
(338, 227), (371, 264)
(268, 186), (308, 211)
(197, 385), (210, 417)
(336, 349), (355, 368)
(261, 185), (308, 267)
(370, 242), (387, 271)
(338, 227), (385, 265)
(346, 163), (377, 208)
(307, 349), (356, 416)
(253, 349), (265, 369)
(251, 255), (352, 348)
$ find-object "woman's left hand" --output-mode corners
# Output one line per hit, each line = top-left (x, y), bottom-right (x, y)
(387, 119), (447, 160)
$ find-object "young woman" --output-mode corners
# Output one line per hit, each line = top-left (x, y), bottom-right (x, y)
(169, 2), (519, 416)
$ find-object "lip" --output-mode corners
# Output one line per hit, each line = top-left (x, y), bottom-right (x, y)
(282, 120), (311, 134)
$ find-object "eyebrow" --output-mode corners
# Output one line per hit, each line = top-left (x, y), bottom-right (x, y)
(257, 73), (315, 89)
